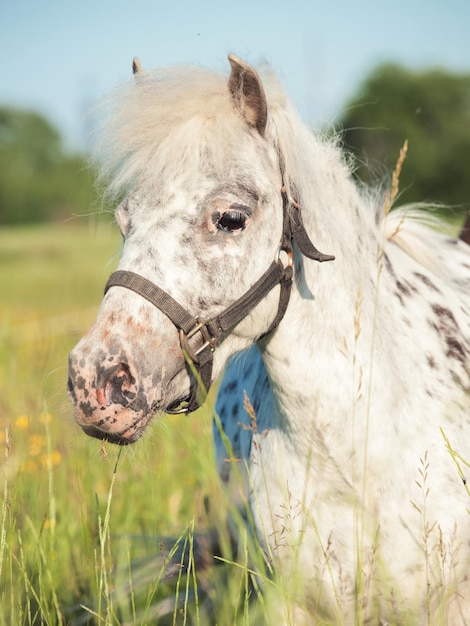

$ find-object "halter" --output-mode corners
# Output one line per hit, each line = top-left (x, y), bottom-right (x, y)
(104, 188), (334, 414)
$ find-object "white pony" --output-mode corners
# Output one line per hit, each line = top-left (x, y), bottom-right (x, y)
(68, 55), (470, 624)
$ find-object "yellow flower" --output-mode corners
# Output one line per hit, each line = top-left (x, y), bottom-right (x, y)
(15, 415), (29, 430)
(21, 459), (38, 473)
(29, 434), (46, 456)
(39, 412), (52, 424)
(43, 518), (56, 530)
(39, 450), (62, 469)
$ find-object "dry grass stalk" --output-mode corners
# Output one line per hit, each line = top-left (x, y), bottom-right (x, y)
(385, 139), (409, 216)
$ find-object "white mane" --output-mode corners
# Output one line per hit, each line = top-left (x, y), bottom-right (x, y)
(93, 64), (348, 202)
(95, 65), (275, 198)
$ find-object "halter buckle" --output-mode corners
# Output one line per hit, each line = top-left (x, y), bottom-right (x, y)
(179, 318), (217, 365)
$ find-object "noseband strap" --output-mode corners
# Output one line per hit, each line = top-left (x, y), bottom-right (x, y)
(104, 188), (334, 414)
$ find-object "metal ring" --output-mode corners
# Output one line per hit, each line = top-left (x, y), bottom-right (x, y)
(275, 245), (294, 268)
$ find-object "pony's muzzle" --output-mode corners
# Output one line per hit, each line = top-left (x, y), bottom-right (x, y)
(67, 351), (151, 444)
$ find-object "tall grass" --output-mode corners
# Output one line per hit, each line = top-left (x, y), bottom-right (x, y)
(0, 219), (260, 625)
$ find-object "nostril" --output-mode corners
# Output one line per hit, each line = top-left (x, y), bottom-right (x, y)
(96, 362), (137, 407)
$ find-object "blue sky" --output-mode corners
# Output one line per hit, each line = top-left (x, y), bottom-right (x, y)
(2, 0), (470, 151)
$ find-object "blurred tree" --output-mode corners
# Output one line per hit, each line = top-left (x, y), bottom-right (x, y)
(340, 65), (470, 212)
(0, 107), (95, 224)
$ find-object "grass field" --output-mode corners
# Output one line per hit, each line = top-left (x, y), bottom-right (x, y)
(0, 220), (253, 625)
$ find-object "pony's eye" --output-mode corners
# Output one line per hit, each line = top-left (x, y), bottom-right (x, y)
(216, 210), (247, 233)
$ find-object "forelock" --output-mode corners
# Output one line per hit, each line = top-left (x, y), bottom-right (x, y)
(92, 63), (289, 200)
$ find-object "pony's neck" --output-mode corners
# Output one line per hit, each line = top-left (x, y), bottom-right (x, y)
(255, 118), (390, 438)
(259, 154), (382, 436)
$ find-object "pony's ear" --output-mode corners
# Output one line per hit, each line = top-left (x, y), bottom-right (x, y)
(228, 54), (267, 137)
(132, 57), (143, 75)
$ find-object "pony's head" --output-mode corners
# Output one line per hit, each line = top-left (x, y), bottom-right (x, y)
(67, 55), (333, 444)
